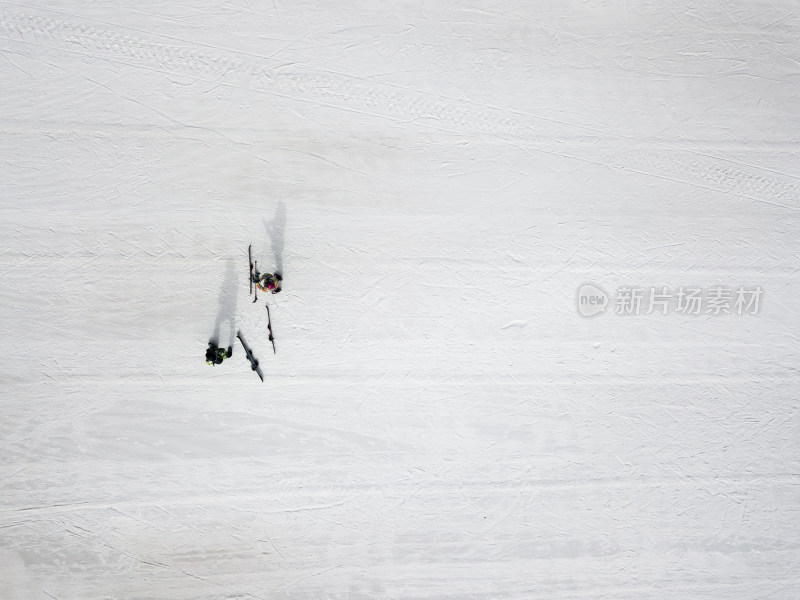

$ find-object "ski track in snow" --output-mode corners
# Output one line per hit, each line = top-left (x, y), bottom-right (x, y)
(1, 5), (799, 212)
(1, 1), (799, 599)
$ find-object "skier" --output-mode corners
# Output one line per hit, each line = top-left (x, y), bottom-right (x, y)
(258, 272), (282, 294)
(206, 341), (232, 365)
(252, 261), (282, 294)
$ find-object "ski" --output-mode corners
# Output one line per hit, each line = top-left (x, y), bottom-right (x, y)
(248, 245), (253, 295)
(265, 303), (276, 354)
(237, 331), (264, 382)
(252, 260), (258, 303)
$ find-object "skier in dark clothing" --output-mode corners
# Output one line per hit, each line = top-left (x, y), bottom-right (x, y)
(206, 341), (233, 365)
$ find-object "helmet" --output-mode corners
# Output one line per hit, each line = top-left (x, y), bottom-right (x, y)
(266, 280), (276, 290)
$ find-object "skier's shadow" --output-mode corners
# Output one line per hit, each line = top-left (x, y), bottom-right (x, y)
(211, 257), (238, 351)
(263, 201), (286, 277)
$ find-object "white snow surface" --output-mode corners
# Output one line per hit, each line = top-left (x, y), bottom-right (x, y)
(2, 2), (799, 599)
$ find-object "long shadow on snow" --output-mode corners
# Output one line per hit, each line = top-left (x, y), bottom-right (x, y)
(263, 201), (286, 278)
(210, 257), (239, 351)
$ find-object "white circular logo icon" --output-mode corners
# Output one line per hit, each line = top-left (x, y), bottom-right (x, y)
(577, 283), (609, 317)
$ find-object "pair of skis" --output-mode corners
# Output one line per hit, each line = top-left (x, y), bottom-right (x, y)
(249, 244), (282, 304)
(248, 244), (277, 354)
(241, 245), (277, 382)
(249, 244), (258, 302)
(248, 245), (277, 352)
(237, 331), (263, 382)
(265, 303), (276, 354)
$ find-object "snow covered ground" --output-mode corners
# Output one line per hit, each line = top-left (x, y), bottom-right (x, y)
(2, 2), (799, 598)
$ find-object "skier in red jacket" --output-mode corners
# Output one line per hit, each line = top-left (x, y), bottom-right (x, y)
(252, 262), (282, 294)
